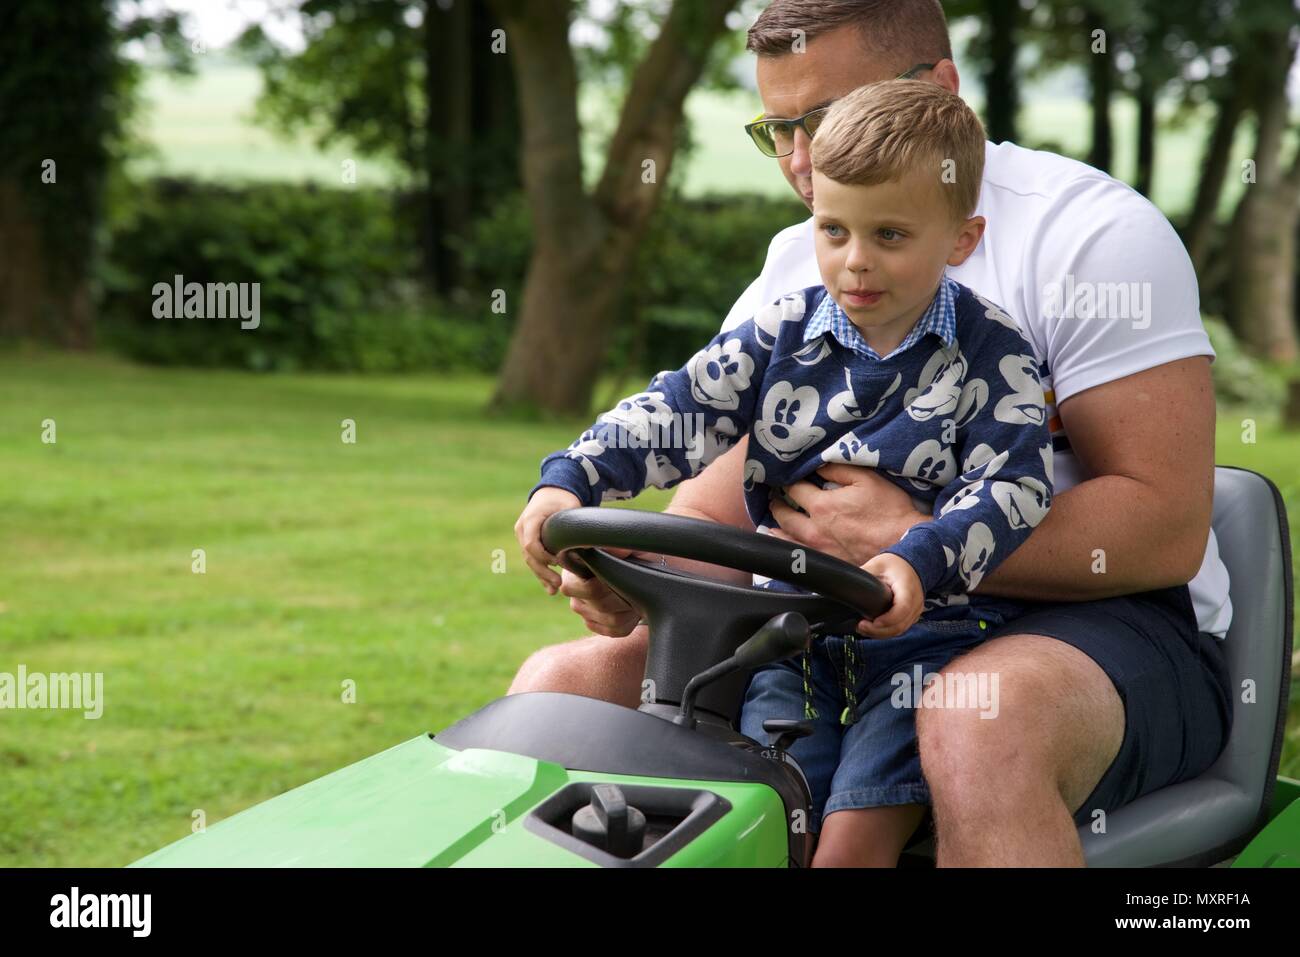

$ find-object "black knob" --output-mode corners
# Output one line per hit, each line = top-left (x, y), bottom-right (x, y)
(571, 784), (646, 858)
(763, 718), (815, 753)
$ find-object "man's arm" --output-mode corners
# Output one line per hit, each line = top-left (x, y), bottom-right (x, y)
(532, 314), (773, 507)
(766, 357), (1215, 601)
(969, 355), (1215, 601)
(625, 438), (755, 586)
(665, 437), (754, 530)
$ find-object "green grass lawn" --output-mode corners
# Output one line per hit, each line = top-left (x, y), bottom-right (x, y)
(0, 349), (660, 866)
(0, 349), (1296, 866)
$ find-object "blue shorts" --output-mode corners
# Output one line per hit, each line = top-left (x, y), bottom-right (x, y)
(991, 583), (1233, 828)
(739, 615), (995, 831)
(739, 584), (1233, 833)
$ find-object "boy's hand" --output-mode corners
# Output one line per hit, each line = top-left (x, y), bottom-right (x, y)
(855, 552), (924, 638)
(515, 487), (583, 593)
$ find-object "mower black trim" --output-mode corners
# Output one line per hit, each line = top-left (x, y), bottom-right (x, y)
(542, 507), (890, 617)
(540, 509), (891, 723)
(434, 692), (814, 865)
(523, 782), (732, 868)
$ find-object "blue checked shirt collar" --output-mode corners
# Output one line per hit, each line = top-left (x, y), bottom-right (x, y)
(804, 276), (958, 360)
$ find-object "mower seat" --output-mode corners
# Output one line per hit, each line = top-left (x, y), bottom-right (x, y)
(1077, 466), (1293, 866)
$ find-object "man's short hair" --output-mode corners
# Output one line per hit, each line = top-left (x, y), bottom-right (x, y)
(747, 0), (952, 68)
(810, 80), (985, 220)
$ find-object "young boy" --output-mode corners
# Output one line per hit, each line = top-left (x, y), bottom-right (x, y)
(516, 80), (1052, 866)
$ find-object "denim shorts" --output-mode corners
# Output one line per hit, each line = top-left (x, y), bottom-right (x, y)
(739, 615), (996, 832)
(739, 584), (1234, 834)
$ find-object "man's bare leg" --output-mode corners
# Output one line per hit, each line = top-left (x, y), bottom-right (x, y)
(507, 625), (650, 709)
(916, 633), (1125, 867)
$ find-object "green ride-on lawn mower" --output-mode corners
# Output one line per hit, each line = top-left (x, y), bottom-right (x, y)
(134, 467), (1298, 868)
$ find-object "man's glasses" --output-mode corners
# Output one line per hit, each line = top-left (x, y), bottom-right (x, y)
(744, 63), (937, 158)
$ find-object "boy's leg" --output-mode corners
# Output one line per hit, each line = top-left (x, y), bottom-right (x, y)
(739, 656), (844, 832)
(813, 805), (927, 867)
(507, 625), (649, 707)
(815, 626), (993, 865)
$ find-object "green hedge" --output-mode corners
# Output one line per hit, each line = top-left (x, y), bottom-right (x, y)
(100, 179), (1280, 417)
(99, 179), (806, 375)
(455, 188), (810, 374)
(99, 178), (455, 372)
(1203, 315), (1289, 414)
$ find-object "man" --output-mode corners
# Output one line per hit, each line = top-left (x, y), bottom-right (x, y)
(509, 0), (1234, 867)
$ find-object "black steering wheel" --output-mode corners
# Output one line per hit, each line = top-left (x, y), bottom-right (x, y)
(541, 508), (891, 724)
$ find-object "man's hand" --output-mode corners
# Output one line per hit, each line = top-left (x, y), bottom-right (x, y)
(557, 565), (643, 637)
(855, 552), (924, 638)
(515, 487), (583, 593)
(767, 464), (930, 565)
(557, 504), (743, 636)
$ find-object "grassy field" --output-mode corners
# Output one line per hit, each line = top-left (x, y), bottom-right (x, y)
(0, 349), (1296, 866)
(132, 61), (406, 186)
(136, 60), (1266, 218)
(0, 349), (670, 866)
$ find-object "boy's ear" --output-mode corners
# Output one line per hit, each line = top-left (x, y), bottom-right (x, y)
(947, 215), (986, 267)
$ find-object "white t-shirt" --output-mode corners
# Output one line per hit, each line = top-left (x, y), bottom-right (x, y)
(722, 139), (1232, 638)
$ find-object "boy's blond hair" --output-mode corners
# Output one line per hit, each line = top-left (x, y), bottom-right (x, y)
(810, 80), (985, 221)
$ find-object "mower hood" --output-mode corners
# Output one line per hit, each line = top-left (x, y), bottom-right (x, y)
(131, 736), (572, 867)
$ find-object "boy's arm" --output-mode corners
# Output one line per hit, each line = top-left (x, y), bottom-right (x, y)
(881, 329), (1054, 597)
(531, 299), (798, 507)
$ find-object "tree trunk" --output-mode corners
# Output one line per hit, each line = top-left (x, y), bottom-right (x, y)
(1228, 30), (1300, 363)
(427, 0), (472, 293)
(1186, 71), (1248, 276)
(983, 0), (1019, 144)
(426, 1), (519, 295)
(1134, 77), (1156, 197)
(0, 1), (107, 348)
(0, 182), (93, 349)
(488, 0), (738, 416)
(1285, 379), (1300, 429)
(1085, 8), (1112, 172)
(0, 178), (46, 338)
(470, 0), (521, 211)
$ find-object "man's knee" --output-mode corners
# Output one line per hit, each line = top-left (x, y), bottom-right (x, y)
(916, 634), (1123, 809)
(507, 626), (649, 705)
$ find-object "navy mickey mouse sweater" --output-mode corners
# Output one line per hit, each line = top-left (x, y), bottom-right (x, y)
(532, 279), (1053, 625)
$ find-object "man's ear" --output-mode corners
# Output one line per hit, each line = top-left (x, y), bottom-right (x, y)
(947, 215), (985, 267)
(930, 59), (960, 95)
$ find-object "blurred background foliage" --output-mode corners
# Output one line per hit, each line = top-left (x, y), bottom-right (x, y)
(0, 0), (1296, 412)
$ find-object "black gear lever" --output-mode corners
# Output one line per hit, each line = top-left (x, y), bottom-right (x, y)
(763, 718), (815, 753)
(674, 612), (811, 729)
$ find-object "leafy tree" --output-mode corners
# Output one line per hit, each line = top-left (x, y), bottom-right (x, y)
(483, 0), (744, 416)
(1225, 0), (1300, 362)
(237, 0), (520, 294)
(0, 1), (187, 346)
(947, 0), (1023, 145)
